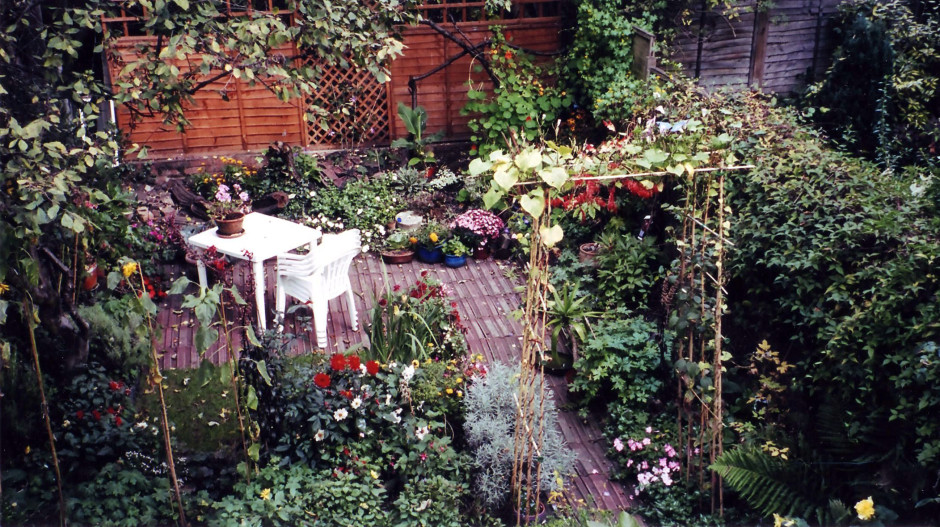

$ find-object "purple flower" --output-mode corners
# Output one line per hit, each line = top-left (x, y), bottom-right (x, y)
(613, 438), (624, 452)
(239, 191), (249, 202)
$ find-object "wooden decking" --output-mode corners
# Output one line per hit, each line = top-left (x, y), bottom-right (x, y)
(155, 253), (632, 511)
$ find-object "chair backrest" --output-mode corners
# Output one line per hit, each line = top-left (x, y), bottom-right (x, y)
(278, 229), (361, 299)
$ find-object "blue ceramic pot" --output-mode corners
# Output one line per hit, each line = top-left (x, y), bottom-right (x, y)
(416, 245), (443, 264)
(443, 254), (467, 268)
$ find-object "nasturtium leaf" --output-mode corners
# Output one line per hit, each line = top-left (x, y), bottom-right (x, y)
(540, 224), (564, 248)
(643, 148), (669, 165)
(519, 188), (545, 218)
(538, 166), (569, 189)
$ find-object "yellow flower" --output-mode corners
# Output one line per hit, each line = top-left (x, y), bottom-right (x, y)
(456, 390), (463, 397)
(429, 232), (438, 243)
(456, 377), (463, 384)
(773, 514), (784, 527)
(260, 488), (271, 500)
(411, 359), (420, 368)
(445, 388), (454, 395)
(121, 261), (138, 278)
(409, 236), (418, 245)
(370, 470), (379, 479)
(0, 282), (9, 296)
(855, 497), (875, 521)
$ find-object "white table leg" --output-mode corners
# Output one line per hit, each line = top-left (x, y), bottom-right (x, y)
(196, 260), (208, 290)
(252, 260), (266, 332)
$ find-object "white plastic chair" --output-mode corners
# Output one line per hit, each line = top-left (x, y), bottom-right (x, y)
(275, 229), (361, 348)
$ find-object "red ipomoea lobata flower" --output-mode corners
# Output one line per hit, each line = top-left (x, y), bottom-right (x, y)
(504, 51), (513, 60)
(348, 355), (361, 370)
(109, 380), (121, 391)
(106, 407), (116, 415)
(92, 410), (101, 421)
(366, 360), (380, 375)
(314, 372), (331, 388)
(330, 353), (347, 371)
(115, 416), (123, 426)
(76, 410), (85, 420)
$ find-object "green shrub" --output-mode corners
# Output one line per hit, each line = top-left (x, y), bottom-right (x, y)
(727, 95), (940, 518)
(210, 461), (387, 527)
(78, 295), (151, 376)
(66, 462), (178, 527)
(570, 312), (663, 429)
(392, 474), (466, 527)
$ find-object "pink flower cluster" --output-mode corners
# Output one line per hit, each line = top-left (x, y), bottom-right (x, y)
(451, 209), (505, 242)
(613, 427), (682, 494)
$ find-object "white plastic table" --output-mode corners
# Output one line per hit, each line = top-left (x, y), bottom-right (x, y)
(186, 212), (321, 331)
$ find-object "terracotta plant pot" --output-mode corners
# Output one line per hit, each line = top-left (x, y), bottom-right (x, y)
(472, 246), (491, 261)
(82, 262), (99, 291)
(578, 242), (600, 264)
(216, 212), (245, 236)
(381, 249), (415, 265)
(516, 501), (548, 525)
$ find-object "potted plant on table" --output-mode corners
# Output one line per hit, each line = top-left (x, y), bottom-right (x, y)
(451, 209), (505, 260)
(380, 230), (416, 264)
(415, 221), (448, 264)
(441, 237), (469, 268)
(208, 183), (251, 237)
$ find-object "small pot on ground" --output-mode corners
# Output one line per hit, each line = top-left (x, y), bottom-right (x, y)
(578, 242), (600, 264)
(381, 249), (415, 265)
(472, 245), (491, 260)
(416, 245), (444, 264)
(444, 254), (467, 268)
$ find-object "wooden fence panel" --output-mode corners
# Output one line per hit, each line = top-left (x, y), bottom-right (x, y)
(669, 0), (842, 94)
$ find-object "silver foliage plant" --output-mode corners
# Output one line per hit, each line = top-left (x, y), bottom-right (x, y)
(463, 361), (576, 511)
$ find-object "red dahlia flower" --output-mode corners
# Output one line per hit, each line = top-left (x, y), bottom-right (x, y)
(348, 355), (361, 370)
(314, 372), (331, 388)
(330, 353), (347, 371)
(366, 360), (380, 375)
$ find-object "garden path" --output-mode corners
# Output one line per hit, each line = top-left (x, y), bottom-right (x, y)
(155, 253), (633, 512)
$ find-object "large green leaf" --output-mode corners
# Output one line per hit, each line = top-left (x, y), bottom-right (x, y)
(538, 166), (568, 189)
(519, 188), (545, 218)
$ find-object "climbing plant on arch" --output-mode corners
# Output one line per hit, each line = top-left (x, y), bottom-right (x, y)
(470, 107), (751, 519)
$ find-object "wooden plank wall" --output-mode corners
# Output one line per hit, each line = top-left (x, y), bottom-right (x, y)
(389, 18), (565, 140)
(669, 0), (841, 94)
(107, 40), (305, 158)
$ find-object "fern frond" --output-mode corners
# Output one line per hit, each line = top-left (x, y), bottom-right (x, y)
(711, 446), (828, 523)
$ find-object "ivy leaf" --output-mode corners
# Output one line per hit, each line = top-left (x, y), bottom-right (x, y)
(493, 165), (519, 192)
(540, 224), (564, 247)
(246, 385), (258, 410)
(195, 325), (218, 355)
(538, 166), (569, 189)
(482, 185), (504, 210)
(514, 148), (542, 171)
(643, 148), (669, 166)
(468, 157), (492, 177)
(519, 188), (545, 218)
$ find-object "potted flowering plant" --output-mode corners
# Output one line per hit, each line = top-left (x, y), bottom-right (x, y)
(208, 183), (251, 236)
(451, 209), (505, 260)
(441, 238), (469, 268)
(415, 221), (448, 263)
(380, 231), (415, 264)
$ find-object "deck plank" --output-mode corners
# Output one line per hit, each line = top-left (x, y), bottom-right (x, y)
(157, 253), (630, 513)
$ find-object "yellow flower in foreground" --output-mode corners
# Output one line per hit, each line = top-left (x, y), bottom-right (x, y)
(121, 261), (138, 278)
(855, 497), (875, 521)
(773, 514), (784, 527)
(260, 488), (271, 501)
(411, 359), (420, 368)
(0, 282), (10, 296)
(445, 388), (454, 395)
(429, 232), (438, 243)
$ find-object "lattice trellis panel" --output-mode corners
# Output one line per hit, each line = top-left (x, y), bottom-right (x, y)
(302, 60), (390, 149)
